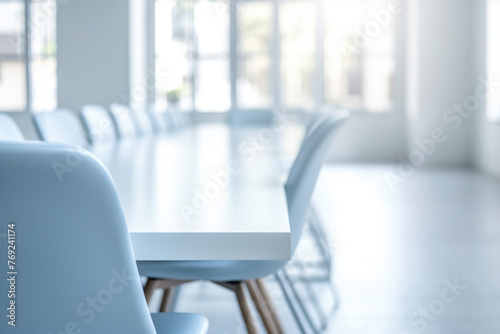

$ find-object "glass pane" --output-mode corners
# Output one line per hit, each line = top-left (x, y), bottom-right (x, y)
(0, 1), (25, 56)
(31, 57), (57, 112)
(195, 59), (230, 112)
(237, 55), (271, 109)
(194, 0), (229, 55)
(324, 0), (396, 53)
(281, 58), (315, 109)
(324, 52), (362, 109)
(324, 0), (397, 112)
(363, 57), (394, 111)
(155, 0), (193, 111)
(0, 60), (27, 111)
(238, 1), (272, 54)
(280, 1), (316, 58)
(367, 18), (396, 55)
(155, 0), (193, 56)
(30, 0), (57, 57)
(487, 0), (500, 122)
(155, 55), (192, 110)
(30, 0), (57, 112)
(0, 1), (26, 111)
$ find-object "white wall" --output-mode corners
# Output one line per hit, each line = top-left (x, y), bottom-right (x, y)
(474, 0), (500, 178)
(404, 0), (478, 168)
(329, 112), (406, 163)
(57, 0), (130, 111)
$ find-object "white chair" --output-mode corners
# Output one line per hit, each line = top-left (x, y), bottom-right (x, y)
(137, 111), (349, 334)
(80, 105), (117, 145)
(109, 103), (138, 139)
(33, 109), (88, 147)
(278, 110), (348, 332)
(148, 109), (168, 134)
(0, 113), (24, 141)
(0, 141), (208, 333)
(130, 108), (154, 136)
(164, 110), (191, 131)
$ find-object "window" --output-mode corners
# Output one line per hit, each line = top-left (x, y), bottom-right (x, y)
(280, 1), (317, 110)
(487, 0), (500, 122)
(154, 0), (398, 114)
(324, 0), (396, 112)
(0, 0), (27, 111)
(0, 0), (57, 113)
(237, 1), (273, 109)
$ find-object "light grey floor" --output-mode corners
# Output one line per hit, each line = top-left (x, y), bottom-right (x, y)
(148, 165), (500, 333)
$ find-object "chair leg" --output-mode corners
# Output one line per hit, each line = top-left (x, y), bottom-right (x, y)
(234, 282), (259, 334)
(255, 279), (285, 334)
(160, 287), (175, 312)
(246, 280), (278, 334)
(274, 272), (308, 334)
(143, 278), (192, 309)
(294, 262), (328, 330)
(143, 278), (157, 305)
(282, 268), (320, 334)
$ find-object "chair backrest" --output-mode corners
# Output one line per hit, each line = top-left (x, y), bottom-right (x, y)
(177, 111), (192, 128)
(304, 114), (330, 138)
(164, 111), (191, 131)
(285, 111), (349, 253)
(148, 109), (168, 134)
(130, 108), (154, 136)
(0, 113), (24, 141)
(80, 105), (117, 145)
(164, 111), (179, 131)
(109, 104), (138, 140)
(0, 141), (157, 333)
(33, 109), (88, 147)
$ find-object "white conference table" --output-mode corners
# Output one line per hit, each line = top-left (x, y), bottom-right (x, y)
(90, 124), (293, 261)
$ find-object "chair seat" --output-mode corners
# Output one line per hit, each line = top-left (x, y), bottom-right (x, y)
(137, 260), (287, 282)
(151, 313), (208, 334)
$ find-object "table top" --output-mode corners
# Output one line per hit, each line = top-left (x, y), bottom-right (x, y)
(90, 125), (292, 261)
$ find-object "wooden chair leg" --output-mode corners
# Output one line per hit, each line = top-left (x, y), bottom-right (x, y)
(234, 282), (259, 334)
(256, 279), (284, 333)
(246, 280), (278, 334)
(159, 287), (174, 312)
(143, 278), (157, 305)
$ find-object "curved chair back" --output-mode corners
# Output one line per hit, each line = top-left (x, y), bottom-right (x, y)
(0, 141), (157, 333)
(148, 109), (168, 134)
(0, 113), (24, 141)
(164, 111), (191, 131)
(109, 104), (138, 140)
(80, 105), (117, 145)
(163, 111), (178, 131)
(285, 111), (349, 253)
(131, 108), (154, 136)
(33, 109), (88, 147)
(177, 111), (192, 128)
